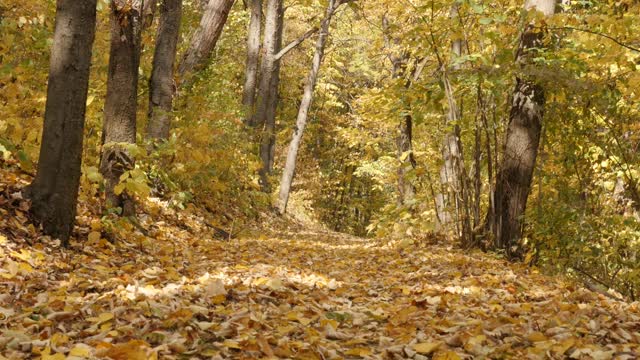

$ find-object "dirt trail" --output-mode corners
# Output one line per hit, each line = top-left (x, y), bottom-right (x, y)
(1, 216), (639, 359)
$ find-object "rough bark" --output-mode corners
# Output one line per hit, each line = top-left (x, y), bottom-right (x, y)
(142, 0), (159, 27)
(241, 0), (262, 124)
(258, 1), (284, 191)
(490, 0), (557, 259)
(251, 0), (281, 129)
(26, 0), (98, 246)
(177, 0), (235, 83)
(101, 0), (145, 216)
(276, 0), (342, 214)
(147, 0), (182, 141)
(397, 114), (416, 204)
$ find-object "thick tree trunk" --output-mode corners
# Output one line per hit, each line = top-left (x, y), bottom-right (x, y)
(251, 0), (280, 129)
(258, 0), (284, 191)
(101, 0), (145, 216)
(490, 0), (556, 259)
(177, 0), (235, 82)
(276, 0), (341, 214)
(241, 0), (262, 123)
(147, 0), (182, 141)
(26, 0), (98, 246)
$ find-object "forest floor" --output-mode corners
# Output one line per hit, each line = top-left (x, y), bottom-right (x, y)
(1, 166), (640, 360)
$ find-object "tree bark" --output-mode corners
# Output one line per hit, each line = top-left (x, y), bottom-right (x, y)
(177, 0), (235, 83)
(490, 0), (556, 259)
(257, 0), (284, 191)
(251, 0), (281, 129)
(101, 0), (145, 216)
(435, 3), (471, 244)
(276, 0), (343, 214)
(397, 113), (416, 204)
(241, 0), (262, 124)
(26, 0), (98, 246)
(146, 0), (182, 141)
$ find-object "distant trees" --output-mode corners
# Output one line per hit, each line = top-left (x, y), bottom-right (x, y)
(381, 15), (417, 206)
(277, 0), (349, 214)
(27, 0), (98, 245)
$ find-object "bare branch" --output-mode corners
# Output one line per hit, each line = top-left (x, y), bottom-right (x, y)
(274, 27), (319, 60)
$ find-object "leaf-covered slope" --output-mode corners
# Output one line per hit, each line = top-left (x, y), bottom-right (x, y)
(1, 172), (639, 359)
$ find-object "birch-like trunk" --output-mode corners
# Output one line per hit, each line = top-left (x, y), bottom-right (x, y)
(251, 0), (281, 129)
(435, 3), (470, 243)
(27, 0), (98, 245)
(258, 1), (284, 191)
(241, 0), (262, 124)
(276, 0), (341, 214)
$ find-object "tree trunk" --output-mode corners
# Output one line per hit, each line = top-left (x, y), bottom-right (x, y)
(26, 0), (98, 246)
(101, 0), (145, 216)
(435, 3), (471, 244)
(177, 0), (235, 83)
(250, 0), (280, 130)
(241, 0), (262, 124)
(146, 0), (182, 141)
(276, 0), (342, 214)
(257, 0), (284, 191)
(490, 0), (556, 259)
(142, 0), (159, 27)
(382, 15), (416, 206)
(397, 114), (416, 204)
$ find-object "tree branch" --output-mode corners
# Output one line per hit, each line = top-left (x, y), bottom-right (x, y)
(547, 26), (640, 53)
(274, 27), (319, 60)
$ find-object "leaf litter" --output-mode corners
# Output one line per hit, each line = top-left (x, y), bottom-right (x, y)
(0, 168), (639, 359)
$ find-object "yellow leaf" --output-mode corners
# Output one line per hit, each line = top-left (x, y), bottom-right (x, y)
(50, 333), (69, 347)
(68, 344), (92, 357)
(266, 277), (284, 291)
(344, 347), (372, 357)
(413, 342), (443, 354)
(40, 347), (66, 360)
(433, 350), (462, 360)
(18, 262), (33, 273)
(527, 332), (548, 342)
(92, 312), (114, 325)
(88, 231), (101, 243)
(223, 340), (241, 349)
(96, 340), (149, 360)
(210, 294), (226, 304)
(90, 220), (102, 232)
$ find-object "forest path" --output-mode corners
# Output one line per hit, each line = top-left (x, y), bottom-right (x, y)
(1, 203), (640, 359)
